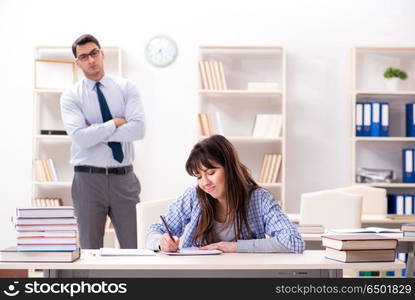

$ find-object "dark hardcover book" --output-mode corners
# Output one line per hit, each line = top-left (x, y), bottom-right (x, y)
(321, 234), (398, 250)
(40, 130), (67, 135)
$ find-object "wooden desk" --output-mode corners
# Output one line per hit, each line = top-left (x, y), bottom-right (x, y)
(0, 250), (405, 278)
(301, 233), (415, 278)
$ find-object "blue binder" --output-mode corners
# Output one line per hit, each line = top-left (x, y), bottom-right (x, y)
(380, 102), (389, 137)
(387, 194), (396, 214)
(403, 148), (415, 183)
(371, 102), (381, 136)
(355, 102), (364, 136)
(363, 103), (372, 136)
(406, 103), (415, 137)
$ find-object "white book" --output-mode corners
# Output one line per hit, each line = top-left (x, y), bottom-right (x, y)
(17, 244), (77, 252)
(161, 247), (222, 256)
(210, 112), (223, 135)
(100, 248), (156, 256)
(16, 225), (78, 231)
(17, 231), (77, 237)
(17, 237), (77, 244)
(16, 206), (74, 218)
(252, 114), (268, 137)
(381, 103), (389, 126)
(48, 158), (59, 181)
(15, 217), (77, 225)
(329, 227), (402, 234)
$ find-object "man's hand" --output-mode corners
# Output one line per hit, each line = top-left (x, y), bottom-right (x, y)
(159, 233), (180, 252)
(199, 241), (237, 253)
(113, 118), (126, 128)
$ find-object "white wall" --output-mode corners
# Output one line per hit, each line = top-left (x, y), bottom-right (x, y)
(1, 0), (415, 247)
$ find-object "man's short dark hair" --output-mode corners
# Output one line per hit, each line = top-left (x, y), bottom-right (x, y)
(72, 34), (101, 58)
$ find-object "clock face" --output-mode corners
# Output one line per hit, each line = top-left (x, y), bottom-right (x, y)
(145, 35), (178, 67)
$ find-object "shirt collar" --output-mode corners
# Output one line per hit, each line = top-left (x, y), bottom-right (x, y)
(85, 74), (109, 92)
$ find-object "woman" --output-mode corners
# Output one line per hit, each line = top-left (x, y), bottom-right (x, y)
(146, 135), (305, 253)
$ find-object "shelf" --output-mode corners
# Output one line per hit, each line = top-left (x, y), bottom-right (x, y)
(34, 88), (65, 94)
(353, 137), (415, 142)
(199, 136), (282, 143)
(355, 90), (415, 96)
(356, 183), (415, 188)
(199, 45), (283, 50)
(199, 90), (282, 96)
(34, 135), (70, 141)
(33, 181), (72, 186)
(259, 183), (282, 188)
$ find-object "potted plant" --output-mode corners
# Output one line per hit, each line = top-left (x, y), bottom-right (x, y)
(383, 67), (408, 90)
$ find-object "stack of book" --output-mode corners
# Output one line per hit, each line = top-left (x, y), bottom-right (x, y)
(33, 158), (59, 182)
(401, 223), (415, 237)
(32, 197), (62, 207)
(322, 234), (398, 263)
(14, 207), (78, 252)
(199, 60), (227, 90)
(198, 112), (223, 136)
(258, 154), (282, 184)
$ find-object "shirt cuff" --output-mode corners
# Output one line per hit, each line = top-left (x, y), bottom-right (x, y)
(146, 231), (163, 251)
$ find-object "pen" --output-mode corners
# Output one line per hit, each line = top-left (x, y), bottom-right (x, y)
(160, 215), (175, 243)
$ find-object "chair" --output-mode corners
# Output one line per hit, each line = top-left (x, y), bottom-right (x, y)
(332, 185), (387, 215)
(136, 198), (174, 248)
(300, 190), (363, 230)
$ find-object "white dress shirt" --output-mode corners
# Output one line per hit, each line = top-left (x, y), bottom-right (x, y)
(60, 74), (145, 167)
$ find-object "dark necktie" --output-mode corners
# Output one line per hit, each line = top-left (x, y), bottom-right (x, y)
(95, 82), (124, 163)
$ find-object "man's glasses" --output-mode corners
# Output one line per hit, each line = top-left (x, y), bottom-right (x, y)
(77, 48), (101, 62)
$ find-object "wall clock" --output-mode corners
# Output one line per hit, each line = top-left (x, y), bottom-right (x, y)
(145, 35), (178, 67)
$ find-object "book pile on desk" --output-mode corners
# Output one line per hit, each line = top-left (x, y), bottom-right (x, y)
(321, 234), (398, 263)
(401, 223), (415, 237)
(1, 207), (80, 262)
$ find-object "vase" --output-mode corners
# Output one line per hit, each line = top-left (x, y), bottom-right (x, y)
(385, 78), (400, 91)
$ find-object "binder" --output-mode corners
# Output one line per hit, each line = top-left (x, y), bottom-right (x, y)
(404, 195), (413, 215)
(387, 194), (396, 214)
(363, 103), (372, 136)
(406, 102), (415, 137)
(371, 102), (381, 136)
(380, 102), (389, 137)
(396, 195), (404, 215)
(355, 102), (364, 136)
(403, 148), (415, 183)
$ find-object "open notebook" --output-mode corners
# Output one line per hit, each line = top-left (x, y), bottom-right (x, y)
(329, 227), (401, 234)
(162, 248), (222, 256)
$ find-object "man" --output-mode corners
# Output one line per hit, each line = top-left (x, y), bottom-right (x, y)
(61, 34), (145, 249)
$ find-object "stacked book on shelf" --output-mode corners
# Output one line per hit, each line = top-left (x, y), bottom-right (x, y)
(32, 197), (62, 207)
(401, 223), (415, 237)
(252, 114), (282, 139)
(199, 60), (227, 90)
(198, 112), (223, 136)
(258, 154), (282, 184)
(387, 194), (415, 217)
(33, 158), (58, 182)
(1, 207), (80, 262)
(322, 234), (398, 263)
(40, 130), (67, 135)
(355, 102), (389, 137)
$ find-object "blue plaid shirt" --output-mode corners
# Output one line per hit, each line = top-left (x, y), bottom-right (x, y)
(148, 186), (305, 253)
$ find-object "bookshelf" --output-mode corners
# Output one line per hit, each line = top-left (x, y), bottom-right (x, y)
(351, 47), (415, 220)
(198, 46), (286, 208)
(32, 46), (123, 246)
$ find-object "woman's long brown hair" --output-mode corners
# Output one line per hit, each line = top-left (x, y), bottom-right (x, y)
(185, 135), (259, 246)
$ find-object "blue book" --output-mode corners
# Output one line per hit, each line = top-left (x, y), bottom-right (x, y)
(380, 102), (389, 137)
(355, 102), (364, 136)
(406, 103), (415, 137)
(403, 149), (415, 183)
(371, 102), (381, 136)
(363, 103), (372, 136)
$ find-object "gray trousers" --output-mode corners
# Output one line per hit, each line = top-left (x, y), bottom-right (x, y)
(71, 171), (141, 249)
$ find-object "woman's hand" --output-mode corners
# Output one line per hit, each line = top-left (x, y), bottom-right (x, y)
(200, 241), (237, 253)
(159, 233), (180, 252)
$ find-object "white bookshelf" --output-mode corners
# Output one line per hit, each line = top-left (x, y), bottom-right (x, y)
(198, 46), (286, 208)
(32, 45), (122, 246)
(351, 47), (415, 213)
